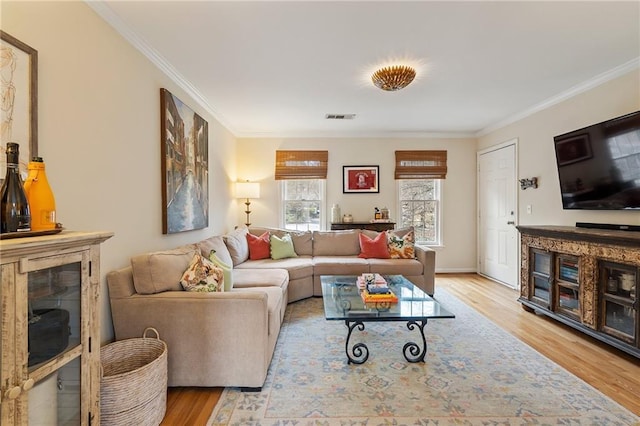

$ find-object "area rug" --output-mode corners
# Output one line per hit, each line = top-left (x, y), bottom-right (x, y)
(208, 288), (639, 425)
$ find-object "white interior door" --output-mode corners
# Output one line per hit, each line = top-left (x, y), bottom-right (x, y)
(478, 142), (518, 288)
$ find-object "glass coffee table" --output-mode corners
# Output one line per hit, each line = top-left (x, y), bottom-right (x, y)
(321, 275), (455, 364)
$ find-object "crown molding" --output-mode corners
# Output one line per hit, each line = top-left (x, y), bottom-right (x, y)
(234, 130), (477, 139)
(477, 57), (640, 137)
(86, 1), (236, 134)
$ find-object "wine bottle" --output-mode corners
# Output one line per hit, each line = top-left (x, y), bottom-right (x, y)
(1, 143), (31, 233)
(24, 157), (56, 231)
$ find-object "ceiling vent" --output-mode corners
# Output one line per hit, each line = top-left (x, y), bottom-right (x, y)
(325, 114), (356, 120)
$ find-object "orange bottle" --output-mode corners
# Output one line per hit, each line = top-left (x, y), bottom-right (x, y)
(23, 157), (56, 231)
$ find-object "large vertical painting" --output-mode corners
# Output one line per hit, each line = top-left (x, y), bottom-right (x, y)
(0, 31), (38, 180)
(160, 88), (209, 234)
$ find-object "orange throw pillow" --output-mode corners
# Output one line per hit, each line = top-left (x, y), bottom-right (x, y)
(358, 232), (391, 259)
(247, 231), (270, 260)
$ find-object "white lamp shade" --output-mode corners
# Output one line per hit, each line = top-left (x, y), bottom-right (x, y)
(235, 182), (260, 199)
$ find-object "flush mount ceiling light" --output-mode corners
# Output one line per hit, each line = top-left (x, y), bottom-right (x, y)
(371, 65), (416, 91)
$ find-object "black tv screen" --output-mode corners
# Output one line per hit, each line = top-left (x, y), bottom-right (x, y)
(554, 110), (640, 210)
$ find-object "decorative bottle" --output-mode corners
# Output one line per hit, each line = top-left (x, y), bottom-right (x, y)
(23, 157), (56, 231)
(1, 142), (31, 233)
(331, 204), (341, 223)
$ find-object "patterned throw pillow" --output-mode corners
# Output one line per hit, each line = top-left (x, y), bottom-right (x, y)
(180, 253), (224, 292)
(270, 233), (298, 260)
(209, 250), (234, 291)
(247, 231), (271, 260)
(387, 229), (415, 259)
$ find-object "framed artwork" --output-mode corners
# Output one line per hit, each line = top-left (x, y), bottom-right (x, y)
(160, 88), (209, 234)
(343, 165), (379, 193)
(555, 133), (592, 166)
(0, 31), (38, 179)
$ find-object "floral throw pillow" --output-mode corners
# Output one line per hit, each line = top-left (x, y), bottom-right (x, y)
(180, 253), (224, 292)
(387, 229), (415, 259)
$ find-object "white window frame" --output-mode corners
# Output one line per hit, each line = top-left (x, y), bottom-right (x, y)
(279, 179), (326, 231)
(396, 179), (442, 246)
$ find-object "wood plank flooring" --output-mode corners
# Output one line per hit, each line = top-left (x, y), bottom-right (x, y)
(161, 273), (640, 425)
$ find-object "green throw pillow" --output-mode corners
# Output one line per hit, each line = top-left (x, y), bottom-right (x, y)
(270, 234), (298, 260)
(209, 250), (234, 291)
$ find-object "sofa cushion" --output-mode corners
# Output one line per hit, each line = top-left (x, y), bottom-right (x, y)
(196, 235), (233, 267)
(209, 251), (234, 291)
(180, 253), (224, 292)
(235, 256), (313, 281)
(367, 258), (424, 276)
(358, 232), (391, 259)
(313, 256), (369, 275)
(233, 286), (284, 336)
(313, 230), (360, 256)
(270, 234), (298, 260)
(247, 231), (271, 260)
(232, 268), (289, 293)
(250, 227), (313, 256)
(224, 227), (250, 266)
(387, 227), (415, 259)
(131, 245), (198, 294)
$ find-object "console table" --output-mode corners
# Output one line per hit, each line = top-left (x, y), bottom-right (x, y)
(517, 225), (639, 358)
(331, 222), (395, 232)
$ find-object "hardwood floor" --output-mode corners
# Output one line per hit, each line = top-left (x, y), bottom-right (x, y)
(161, 274), (640, 425)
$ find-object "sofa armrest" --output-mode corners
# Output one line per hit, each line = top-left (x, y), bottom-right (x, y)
(415, 245), (436, 295)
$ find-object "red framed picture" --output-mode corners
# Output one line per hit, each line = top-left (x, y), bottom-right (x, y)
(343, 165), (379, 193)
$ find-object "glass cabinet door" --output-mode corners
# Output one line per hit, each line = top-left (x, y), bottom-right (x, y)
(530, 249), (552, 307)
(600, 262), (637, 345)
(26, 252), (88, 425)
(555, 255), (580, 319)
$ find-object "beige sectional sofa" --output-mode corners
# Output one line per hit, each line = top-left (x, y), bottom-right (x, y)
(106, 226), (435, 390)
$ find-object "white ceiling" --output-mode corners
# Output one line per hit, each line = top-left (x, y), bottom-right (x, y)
(91, 1), (640, 138)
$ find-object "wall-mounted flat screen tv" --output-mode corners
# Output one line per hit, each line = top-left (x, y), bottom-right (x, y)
(554, 110), (640, 210)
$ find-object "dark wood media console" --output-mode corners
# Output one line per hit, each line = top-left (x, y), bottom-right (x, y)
(517, 225), (639, 358)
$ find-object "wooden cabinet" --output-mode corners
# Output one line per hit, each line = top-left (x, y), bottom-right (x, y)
(330, 222), (395, 232)
(0, 231), (113, 425)
(518, 225), (639, 359)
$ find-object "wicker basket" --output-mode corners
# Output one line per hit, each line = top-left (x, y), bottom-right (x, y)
(100, 327), (168, 426)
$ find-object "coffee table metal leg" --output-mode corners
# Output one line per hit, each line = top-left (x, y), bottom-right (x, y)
(345, 320), (368, 364)
(403, 320), (427, 362)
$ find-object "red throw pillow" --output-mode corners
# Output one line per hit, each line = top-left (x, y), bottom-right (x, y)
(358, 232), (390, 259)
(247, 231), (270, 260)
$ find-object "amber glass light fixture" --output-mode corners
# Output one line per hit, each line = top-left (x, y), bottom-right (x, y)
(371, 65), (416, 91)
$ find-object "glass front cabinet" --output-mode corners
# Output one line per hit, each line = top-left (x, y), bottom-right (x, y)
(519, 225), (640, 360)
(0, 231), (113, 425)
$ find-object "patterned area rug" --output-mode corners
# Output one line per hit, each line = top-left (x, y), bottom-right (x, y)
(208, 288), (639, 425)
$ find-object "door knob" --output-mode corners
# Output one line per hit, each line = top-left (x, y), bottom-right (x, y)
(507, 221), (515, 225)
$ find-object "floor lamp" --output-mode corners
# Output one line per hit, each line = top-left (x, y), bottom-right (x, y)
(235, 181), (260, 227)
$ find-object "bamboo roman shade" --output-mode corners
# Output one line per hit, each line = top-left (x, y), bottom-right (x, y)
(275, 150), (328, 180)
(394, 150), (448, 179)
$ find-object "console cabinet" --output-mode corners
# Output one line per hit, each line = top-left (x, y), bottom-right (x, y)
(0, 231), (113, 425)
(330, 222), (395, 232)
(518, 225), (639, 358)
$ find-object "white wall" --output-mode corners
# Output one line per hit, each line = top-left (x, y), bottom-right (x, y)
(478, 70), (640, 227)
(237, 137), (478, 272)
(3, 1), (238, 343)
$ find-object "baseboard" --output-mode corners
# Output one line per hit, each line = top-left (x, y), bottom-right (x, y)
(435, 268), (477, 274)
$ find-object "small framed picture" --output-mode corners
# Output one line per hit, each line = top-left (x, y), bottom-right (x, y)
(343, 165), (379, 193)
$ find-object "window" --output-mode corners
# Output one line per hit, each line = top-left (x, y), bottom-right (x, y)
(281, 179), (325, 231)
(394, 150), (446, 246)
(398, 179), (441, 245)
(275, 150), (328, 231)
